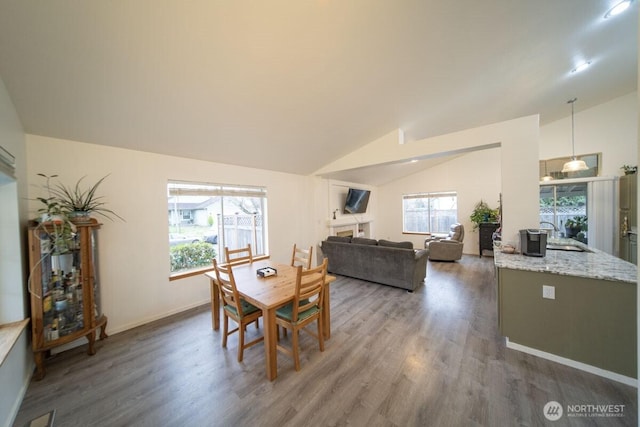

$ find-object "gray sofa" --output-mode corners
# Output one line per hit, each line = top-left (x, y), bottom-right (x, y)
(319, 236), (428, 291)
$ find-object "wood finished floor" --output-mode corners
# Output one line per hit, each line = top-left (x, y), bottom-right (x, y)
(14, 256), (637, 427)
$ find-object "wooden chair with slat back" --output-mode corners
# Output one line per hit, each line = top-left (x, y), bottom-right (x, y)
(275, 258), (328, 371)
(212, 259), (264, 362)
(291, 244), (313, 270)
(225, 244), (253, 265)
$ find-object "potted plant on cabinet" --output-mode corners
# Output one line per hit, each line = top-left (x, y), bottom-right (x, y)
(49, 174), (124, 222)
(34, 173), (76, 253)
(470, 199), (499, 231)
(621, 165), (637, 175)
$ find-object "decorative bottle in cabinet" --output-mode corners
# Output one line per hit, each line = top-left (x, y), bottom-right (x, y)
(27, 218), (108, 380)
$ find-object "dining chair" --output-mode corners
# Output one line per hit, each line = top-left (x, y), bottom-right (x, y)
(275, 258), (328, 371)
(213, 259), (264, 362)
(291, 243), (313, 270)
(225, 244), (253, 265)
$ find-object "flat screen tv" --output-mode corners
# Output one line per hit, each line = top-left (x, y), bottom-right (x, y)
(343, 188), (371, 214)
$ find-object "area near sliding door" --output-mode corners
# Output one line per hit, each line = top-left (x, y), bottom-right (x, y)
(539, 177), (617, 254)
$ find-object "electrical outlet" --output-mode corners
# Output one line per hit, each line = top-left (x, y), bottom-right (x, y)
(542, 285), (555, 300)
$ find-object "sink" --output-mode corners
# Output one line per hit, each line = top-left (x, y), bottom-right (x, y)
(546, 244), (591, 253)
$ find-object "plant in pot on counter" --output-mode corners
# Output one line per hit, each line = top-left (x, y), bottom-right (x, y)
(50, 174), (124, 222)
(470, 199), (500, 231)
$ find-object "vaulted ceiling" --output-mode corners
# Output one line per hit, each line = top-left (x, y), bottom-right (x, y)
(0, 1), (636, 182)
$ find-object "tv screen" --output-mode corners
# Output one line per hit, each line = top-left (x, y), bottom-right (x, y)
(343, 188), (371, 214)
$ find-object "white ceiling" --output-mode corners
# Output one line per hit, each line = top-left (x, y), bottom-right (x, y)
(0, 1), (636, 184)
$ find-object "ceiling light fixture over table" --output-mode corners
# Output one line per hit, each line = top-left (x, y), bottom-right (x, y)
(561, 98), (589, 173)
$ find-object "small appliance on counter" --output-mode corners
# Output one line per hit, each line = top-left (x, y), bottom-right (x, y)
(519, 229), (547, 257)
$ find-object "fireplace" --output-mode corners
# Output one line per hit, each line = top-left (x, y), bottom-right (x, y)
(336, 230), (354, 238)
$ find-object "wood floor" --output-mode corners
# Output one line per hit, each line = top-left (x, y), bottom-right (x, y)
(14, 256), (637, 426)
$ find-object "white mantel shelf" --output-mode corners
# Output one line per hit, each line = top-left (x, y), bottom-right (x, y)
(327, 216), (373, 238)
(327, 216), (372, 227)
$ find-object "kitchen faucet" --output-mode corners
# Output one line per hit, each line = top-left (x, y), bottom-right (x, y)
(539, 221), (559, 238)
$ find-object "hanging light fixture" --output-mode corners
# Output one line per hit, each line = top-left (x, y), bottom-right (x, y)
(561, 98), (589, 173)
(604, 0), (632, 19)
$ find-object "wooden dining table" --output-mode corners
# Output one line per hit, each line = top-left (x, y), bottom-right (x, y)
(204, 259), (335, 381)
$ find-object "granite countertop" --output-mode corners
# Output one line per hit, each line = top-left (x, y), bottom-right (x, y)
(494, 238), (637, 284)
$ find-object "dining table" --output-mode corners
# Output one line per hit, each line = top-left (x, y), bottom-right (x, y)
(204, 259), (336, 381)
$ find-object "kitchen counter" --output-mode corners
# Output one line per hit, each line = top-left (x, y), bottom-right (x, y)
(494, 237), (637, 284)
(495, 237), (637, 381)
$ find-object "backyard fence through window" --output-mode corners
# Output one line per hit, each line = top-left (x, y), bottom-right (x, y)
(402, 192), (457, 234)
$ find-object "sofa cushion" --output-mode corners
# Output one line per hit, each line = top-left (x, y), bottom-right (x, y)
(378, 239), (414, 250)
(351, 237), (378, 246)
(327, 235), (352, 243)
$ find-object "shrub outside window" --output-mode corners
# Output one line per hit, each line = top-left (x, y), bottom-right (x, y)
(167, 181), (268, 274)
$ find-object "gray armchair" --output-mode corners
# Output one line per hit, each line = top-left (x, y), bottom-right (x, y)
(425, 223), (464, 261)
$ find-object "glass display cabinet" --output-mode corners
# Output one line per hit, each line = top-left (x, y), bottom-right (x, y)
(27, 218), (108, 380)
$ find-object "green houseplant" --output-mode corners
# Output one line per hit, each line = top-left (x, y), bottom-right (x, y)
(621, 165), (637, 175)
(34, 173), (76, 253)
(564, 215), (587, 238)
(470, 199), (499, 231)
(50, 174), (124, 222)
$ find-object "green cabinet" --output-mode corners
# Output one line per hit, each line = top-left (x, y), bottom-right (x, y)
(497, 268), (636, 378)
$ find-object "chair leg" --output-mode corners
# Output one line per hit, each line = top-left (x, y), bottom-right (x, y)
(317, 318), (324, 352)
(222, 314), (229, 348)
(292, 328), (300, 371)
(238, 320), (245, 362)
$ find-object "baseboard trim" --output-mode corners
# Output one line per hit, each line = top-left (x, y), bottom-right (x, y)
(505, 338), (637, 388)
(107, 299), (210, 335)
(50, 300), (210, 354)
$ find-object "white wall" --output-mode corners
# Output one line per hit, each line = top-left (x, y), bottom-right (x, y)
(364, 116), (540, 254)
(25, 135), (317, 334)
(374, 94), (638, 256)
(0, 77), (31, 427)
(540, 91), (637, 176)
(377, 147), (501, 254)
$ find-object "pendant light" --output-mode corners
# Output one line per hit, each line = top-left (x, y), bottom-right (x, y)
(561, 98), (589, 173)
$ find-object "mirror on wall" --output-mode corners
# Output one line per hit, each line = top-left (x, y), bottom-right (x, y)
(539, 153), (601, 181)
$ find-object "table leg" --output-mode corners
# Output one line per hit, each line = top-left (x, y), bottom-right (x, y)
(210, 278), (220, 330)
(263, 308), (278, 381)
(323, 284), (331, 340)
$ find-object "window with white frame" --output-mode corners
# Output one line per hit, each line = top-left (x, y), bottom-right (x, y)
(402, 192), (458, 234)
(167, 181), (268, 274)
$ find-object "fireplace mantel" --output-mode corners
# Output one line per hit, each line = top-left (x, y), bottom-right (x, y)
(328, 216), (372, 238)
(328, 214), (372, 228)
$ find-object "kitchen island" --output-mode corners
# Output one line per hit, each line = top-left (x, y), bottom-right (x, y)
(495, 238), (637, 384)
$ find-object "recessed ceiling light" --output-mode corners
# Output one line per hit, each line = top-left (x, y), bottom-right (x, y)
(604, 0), (632, 18)
(571, 61), (591, 73)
